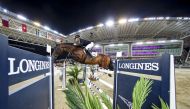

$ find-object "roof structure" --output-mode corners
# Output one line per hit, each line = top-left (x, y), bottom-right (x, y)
(66, 17), (190, 47)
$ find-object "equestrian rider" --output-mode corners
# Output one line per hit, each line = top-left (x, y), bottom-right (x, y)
(74, 35), (94, 57)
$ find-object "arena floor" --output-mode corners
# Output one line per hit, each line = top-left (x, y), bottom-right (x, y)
(54, 68), (190, 109)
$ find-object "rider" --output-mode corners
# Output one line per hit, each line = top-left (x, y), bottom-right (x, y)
(74, 35), (94, 57)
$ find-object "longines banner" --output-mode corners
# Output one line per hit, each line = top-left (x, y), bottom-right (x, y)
(113, 54), (176, 109)
(0, 35), (51, 109)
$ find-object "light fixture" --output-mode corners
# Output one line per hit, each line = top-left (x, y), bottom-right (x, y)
(43, 26), (51, 31)
(86, 26), (93, 30)
(17, 14), (27, 21)
(106, 20), (114, 26)
(177, 17), (182, 20)
(109, 44), (115, 46)
(158, 40), (166, 43)
(184, 17), (189, 20)
(135, 42), (143, 45)
(3, 9), (8, 13)
(78, 29), (85, 32)
(53, 30), (58, 34)
(118, 43), (123, 46)
(144, 17), (156, 20)
(146, 41), (153, 44)
(157, 17), (164, 20)
(166, 17), (170, 20)
(128, 18), (139, 22)
(170, 40), (178, 42)
(97, 23), (104, 27)
(33, 22), (41, 27)
(118, 18), (127, 24)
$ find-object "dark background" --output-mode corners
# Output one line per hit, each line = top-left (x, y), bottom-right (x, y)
(0, 0), (189, 35)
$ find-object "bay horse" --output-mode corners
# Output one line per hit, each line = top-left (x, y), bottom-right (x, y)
(52, 43), (114, 71)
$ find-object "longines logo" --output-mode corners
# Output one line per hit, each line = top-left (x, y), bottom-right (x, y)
(118, 62), (159, 71)
(8, 58), (50, 75)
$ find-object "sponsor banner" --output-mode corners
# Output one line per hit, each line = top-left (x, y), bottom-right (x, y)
(113, 54), (176, 109)
(8, 46), (50, 86)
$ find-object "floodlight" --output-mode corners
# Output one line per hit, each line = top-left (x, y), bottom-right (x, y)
(158, 40), (166, 43)
(17, 14), (27, 21)
(106, 20), (114, 26)
(3, 9), (7, 13)
(97, 23), (104, 27)
(86, 26), (93, 30)
(43, 26), (51, 31)
(128, 18), (139, 22)
(109, 44), (115, 46)
(53, 30), (58, 34)
(118, 43), (123, 46)
(118, 18), (127, 24)
(135, 42), (143, 45)
(33, 22), (41, 27)
(184, 17), (188, 20)
(157, 17), (164, 20)
(166, 17), (170, 20)
(177, 17), (182, 20)
(146, 41), (153, 44)
(78, 29), (85, 32)
(170, 40), (178, 42)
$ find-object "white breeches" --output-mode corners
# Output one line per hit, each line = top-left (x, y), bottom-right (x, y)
(85, 42), (94, 50)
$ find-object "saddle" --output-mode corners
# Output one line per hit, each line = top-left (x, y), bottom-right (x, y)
(73, 44), (93, 58)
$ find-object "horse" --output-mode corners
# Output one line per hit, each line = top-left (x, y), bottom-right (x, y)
(52, 43), (114, 71)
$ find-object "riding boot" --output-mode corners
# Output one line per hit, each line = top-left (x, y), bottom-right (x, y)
(85, 49), (93, 58)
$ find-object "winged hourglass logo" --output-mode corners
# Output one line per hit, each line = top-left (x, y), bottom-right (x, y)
(118, 95), (132, 109)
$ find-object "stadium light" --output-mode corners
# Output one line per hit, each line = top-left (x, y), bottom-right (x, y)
(97, 23), (104, 27)
(3, 9), (8, 13)
(43, 26), (51, 31)
(177, 17), (182, 20)
(78, 29), (85, 32)
(33, 22), (41, 27)
(144, 17), (156, 20)
(166, 17), (170, 20)
(170, 40), (178, 42)
(118, 43), (123, 46)
(109, 44), (115, 46)
(135, 42), (143, 45)
(118, 18), (127, 24)
(53, 30), (58, 34)
(158, 40), (166, 43)
(128, 18), (139, 22)
(146, 41), (154, 44)
(157, 17), (164, 20)
(17, 14), (27, 21)
(184, 17), (189, 20)
(86, 26), (93, 30)
(106, 20), (114, 27)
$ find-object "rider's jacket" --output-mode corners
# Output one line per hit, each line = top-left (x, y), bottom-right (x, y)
(74, 38), (91, 47)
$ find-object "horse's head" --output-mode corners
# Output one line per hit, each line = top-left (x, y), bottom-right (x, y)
(52, 44), (62, 61)
(52, 43), (75, 61)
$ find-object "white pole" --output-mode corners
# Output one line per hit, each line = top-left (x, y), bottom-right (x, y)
(49, 52), (53, 109)
(62, 61), (66, 89)
(170, 55), (176, 109)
